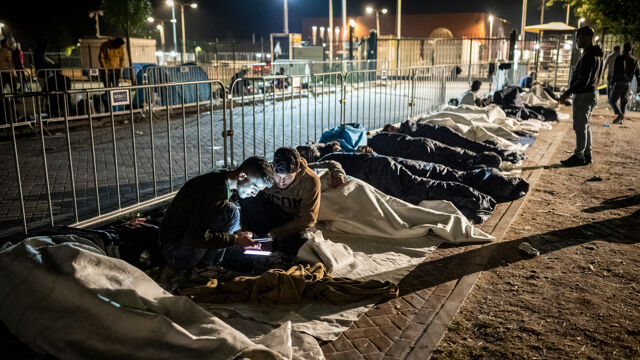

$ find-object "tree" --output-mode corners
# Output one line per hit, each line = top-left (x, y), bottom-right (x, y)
(102, 0), (152, 67)
(548, 0), (640, 42)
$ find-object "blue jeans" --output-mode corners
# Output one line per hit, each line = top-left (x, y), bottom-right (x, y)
(161, 201), (240, 270)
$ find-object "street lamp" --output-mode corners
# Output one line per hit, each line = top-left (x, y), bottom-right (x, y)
(319, 26), (325, 42)
(147, 16), (154, 23)
(366, 6), (388, 35)
(156, 24), (165, 53)
(312, 26), (317, 45)
(166, 0), (198, 64)
(578, 17), (585, 27)
(488, 15), (494, 61)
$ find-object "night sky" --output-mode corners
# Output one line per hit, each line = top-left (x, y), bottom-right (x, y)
(0, 0), (573, 49)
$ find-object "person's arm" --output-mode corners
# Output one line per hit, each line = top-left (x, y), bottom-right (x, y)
(308, 160), (346, 186)
(564, 56), (594, 96)
(269, 177), (321, 240)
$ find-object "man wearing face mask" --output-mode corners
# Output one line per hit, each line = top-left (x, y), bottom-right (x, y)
(559, 26), (603, 167)
(158, 156), (274, 271)
(239, 147), (345, 254)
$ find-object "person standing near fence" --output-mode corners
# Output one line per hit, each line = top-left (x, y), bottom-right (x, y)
(559, 26), (603, 167)
(602, 45), (620, 100)
(0, 39), (15, 93)
(98, 38), (125, 88)
(609, 42), (640, 125)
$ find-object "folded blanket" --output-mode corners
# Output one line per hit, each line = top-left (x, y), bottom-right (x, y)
(180, 263), (399, 305)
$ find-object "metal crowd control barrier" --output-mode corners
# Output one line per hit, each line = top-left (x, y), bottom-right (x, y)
(35, 67), (138, 91)
(228, 72), (345, 164)
(1, 63), (534, 237)
(1, 80), (229, 236)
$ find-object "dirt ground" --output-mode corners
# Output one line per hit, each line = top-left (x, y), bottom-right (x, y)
(433, 102), (640, 359)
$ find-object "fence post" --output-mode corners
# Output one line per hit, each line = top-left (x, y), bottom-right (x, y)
(340, 73), (346, 125)
(409, 67), (416, 118)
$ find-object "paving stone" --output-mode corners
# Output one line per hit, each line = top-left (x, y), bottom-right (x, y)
(351, 338), (377, 354)
(399, 322), (426, 342)
(385, 338), (413, 358)
(353, 316), (374, 329)
(379, 325), (402, 340)
(331, 334), (356, 352)
(363, 353), (384, 360)
(320, 342), (336, 354)
(388, 313), (410, 330)
(369, 335), (393, 352)
(325, 350), (363, 360)
(368, 316), (393, 327)
(344, 327), (384, 340)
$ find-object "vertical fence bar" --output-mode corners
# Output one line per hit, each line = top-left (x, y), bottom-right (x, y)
(165, 86), (173, 191)
(148, 87), (157, 197)
(10, 98), (28, 234)
(181, 84), (188, 183)
(63, 94), (79, 222)
(196, 84), (202, 174)
(86, 91), (102, 216)
(129, 88), (140, 203)
(37, 96), (55, 226)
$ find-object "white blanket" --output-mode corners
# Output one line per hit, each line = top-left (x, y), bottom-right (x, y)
(0, 235), (284, 360)
(522, 85), (559, 108)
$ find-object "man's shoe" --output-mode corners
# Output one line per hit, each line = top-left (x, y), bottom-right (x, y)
(584, 153), (592, 164)
(561, 154), (586, 167)
(613, 114), (624, 124)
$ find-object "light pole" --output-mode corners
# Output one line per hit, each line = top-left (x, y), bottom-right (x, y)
(329, 0), (333, 61)
(396, 0), (401, 38)
(366, 6), (388, 35)
(578, 17), (585, 28)
(156, 25), (165, 53)
(521, 0), (528, 56)
(312, 26), (318, 45)
(565, 5), (571, 25)
(488, 15), (494, 61)
(283, 0), (289, 33)
(88, 11), (103, 37)
(166, 0), (197, 64)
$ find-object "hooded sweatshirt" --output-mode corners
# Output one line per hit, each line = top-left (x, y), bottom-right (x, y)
(261, 158), (321, 240)
(565, 45), (603, 95)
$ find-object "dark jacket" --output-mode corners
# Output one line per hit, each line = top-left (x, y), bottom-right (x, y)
(612, 51), (640, 84)
(565, 45), (603, 95)
(159, 171), (236, 249)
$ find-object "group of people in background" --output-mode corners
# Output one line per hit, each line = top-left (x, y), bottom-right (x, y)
(603, 42), (640, 125)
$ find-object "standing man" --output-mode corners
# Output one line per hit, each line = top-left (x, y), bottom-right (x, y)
(98, 37), (125, 88)
(602, 45), (620, 100)
(559, 27), (603, 167)
(609, 42), (640, 124)
(159, 156), (274, 271)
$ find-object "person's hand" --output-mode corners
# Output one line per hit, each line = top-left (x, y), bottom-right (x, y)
(234, 231), (259, 249)
(330, 175), (346, 188)
(559, 93), (569, 105)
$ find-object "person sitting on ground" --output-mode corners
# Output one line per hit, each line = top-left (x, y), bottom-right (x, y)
(459, 80), (483, 106)
(382, 121), (524, 163)
(519, 71), (536, 89)
(158, 156), (274, 271)
(239, 147), (345, 254)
